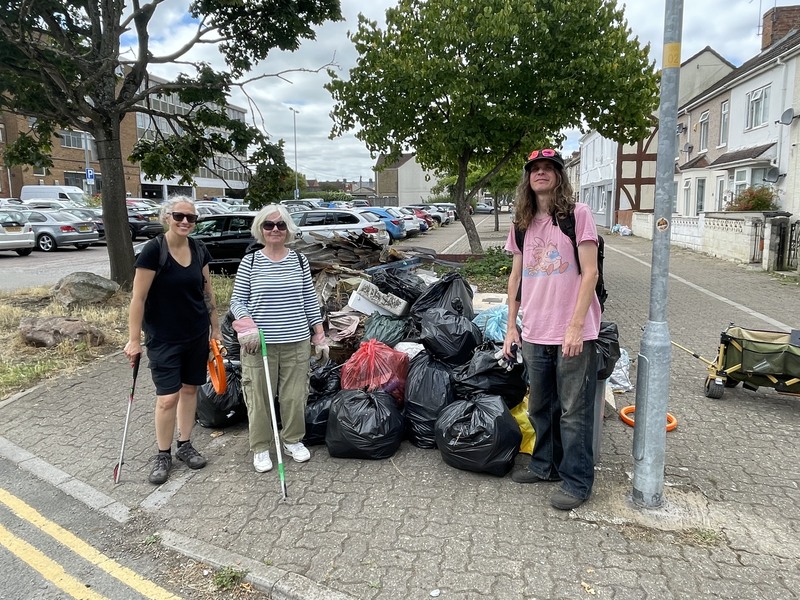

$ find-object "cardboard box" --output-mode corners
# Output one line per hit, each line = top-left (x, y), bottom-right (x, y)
(350, 280), (410, 317)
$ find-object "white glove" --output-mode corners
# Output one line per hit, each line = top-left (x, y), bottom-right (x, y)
(494, 344), (522, 372)
(311, 331), (330, 362)
(233, 317), (260, 355)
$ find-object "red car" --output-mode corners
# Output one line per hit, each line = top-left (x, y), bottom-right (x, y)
(407, 207), (434, 228)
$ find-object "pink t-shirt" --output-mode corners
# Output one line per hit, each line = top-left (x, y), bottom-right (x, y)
(504, 202), (601, 344)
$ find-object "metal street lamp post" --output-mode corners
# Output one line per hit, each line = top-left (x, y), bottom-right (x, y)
(290, 107), (299, 199)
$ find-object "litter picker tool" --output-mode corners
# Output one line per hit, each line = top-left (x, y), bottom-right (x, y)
(208, 338), (227, 394)
(113, 353), (141, 484)
(260, 331), (288, 501)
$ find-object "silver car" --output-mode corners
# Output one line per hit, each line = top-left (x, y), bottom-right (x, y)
(20, 209), (99, 252)
(290, 208), (391, 246)
(0, 209), (35, 256)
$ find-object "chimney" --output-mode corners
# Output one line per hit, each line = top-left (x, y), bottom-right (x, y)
(762, 6), (800, 50)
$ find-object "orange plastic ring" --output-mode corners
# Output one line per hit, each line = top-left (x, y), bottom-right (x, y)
(619, 405), (677, 432)
(208, 339), (227, 395)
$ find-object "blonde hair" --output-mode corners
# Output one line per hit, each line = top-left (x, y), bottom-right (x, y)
(160, 195), (196, 225)
(251, 204), (299, 243)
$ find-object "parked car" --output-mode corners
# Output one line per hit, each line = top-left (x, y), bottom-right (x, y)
(19, 209), (99, 251)
(431, 202), (458, 221)
(358, 207), (407, 242)
(407, 204), (450, 225)
(20, 184), (88, 205)
(473, 202), (495, 214)
(61, 207), (105, 240)
(0, 209), (35, 256)
(125, 197), (161, 210)
(127, 208), (164, 240)
(280, 199), (325, 210)
(351, 199), (371, 208)
(21, 198), (81, 210)
(406, 206), (435, 229)
(195, 202), (230, 216)
(188, 212), (258, 272)
(393, 206), (422, 235)
(0, 198), (22, 207)
(290, 208), (390, 246)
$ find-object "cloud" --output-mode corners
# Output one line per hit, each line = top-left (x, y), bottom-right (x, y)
(137, 0), (793, 184)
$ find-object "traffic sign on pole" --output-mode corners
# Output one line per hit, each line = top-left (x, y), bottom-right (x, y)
(85, 168), (95, 182)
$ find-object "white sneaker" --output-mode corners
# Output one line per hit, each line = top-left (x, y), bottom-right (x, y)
(283, 441), (311, 463)
(253, 450), (273, 472)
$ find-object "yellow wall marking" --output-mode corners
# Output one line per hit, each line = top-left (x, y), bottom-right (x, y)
(0, 488), (181, 600)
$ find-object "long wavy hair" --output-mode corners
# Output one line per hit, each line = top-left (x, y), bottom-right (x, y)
(512, 167), (575, 231)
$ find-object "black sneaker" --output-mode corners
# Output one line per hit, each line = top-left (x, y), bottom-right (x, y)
(148, 452), (172, 485)
(175, 441), (207, 470)
(550, 489), (586, 511)
(511, 468), (548, 484)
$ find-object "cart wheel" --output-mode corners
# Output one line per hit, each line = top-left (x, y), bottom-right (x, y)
(723, 378), (740, 388)
(704, 376), (725, 399)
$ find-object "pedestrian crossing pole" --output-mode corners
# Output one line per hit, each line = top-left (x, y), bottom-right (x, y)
(632, 0), (684, 509)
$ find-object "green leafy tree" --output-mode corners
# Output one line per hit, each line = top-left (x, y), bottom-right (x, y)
(0, 0), (340, 287)
(327, 0), (658, 252)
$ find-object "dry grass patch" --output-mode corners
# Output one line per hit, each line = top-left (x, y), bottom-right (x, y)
(0, 275), (234, 401)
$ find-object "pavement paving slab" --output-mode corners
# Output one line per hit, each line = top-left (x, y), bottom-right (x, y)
(2, 213), (800, 599)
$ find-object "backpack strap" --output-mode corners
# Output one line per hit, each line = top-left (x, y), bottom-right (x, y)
(154, 233), (168, 278)
(513, 225), (525, 303)
(555, 212), (582, 274)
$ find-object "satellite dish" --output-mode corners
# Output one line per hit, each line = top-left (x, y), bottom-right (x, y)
(763, 166), (781, 183)
(778, 108), (795, 125)
(682, 142), (693, 153)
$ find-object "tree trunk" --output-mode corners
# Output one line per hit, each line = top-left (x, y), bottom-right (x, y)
(454, 156), (483, 254)
(95, 115), (136, 289)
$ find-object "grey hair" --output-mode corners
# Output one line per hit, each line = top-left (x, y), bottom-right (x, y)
(160, 195), (196, 224)
(251, 203), (299, 244)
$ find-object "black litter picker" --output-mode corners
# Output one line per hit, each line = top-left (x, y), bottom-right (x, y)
(672, 324), (800, 400)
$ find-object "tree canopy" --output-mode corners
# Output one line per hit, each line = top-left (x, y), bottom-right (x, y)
(0, 0), (341, 286)
(326, 0), (659, 252)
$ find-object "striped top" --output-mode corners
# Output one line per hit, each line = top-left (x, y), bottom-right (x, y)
(229, 250), (323, 344)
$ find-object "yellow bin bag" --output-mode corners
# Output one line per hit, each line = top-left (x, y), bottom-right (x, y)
(510, 394), (535, 455)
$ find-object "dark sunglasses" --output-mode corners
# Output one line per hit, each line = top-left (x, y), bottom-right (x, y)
(171, 212), (198, 223)
(261, 220), (288, 231)
(527, 149), (557, 160)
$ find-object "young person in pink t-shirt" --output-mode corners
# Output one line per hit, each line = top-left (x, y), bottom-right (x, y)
(503, 149), (601, 510)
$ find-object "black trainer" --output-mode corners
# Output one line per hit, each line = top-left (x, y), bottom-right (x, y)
(511, 468), (548, 484)
(175, 441), (207, 469)
(148, 452), (172, 485)
(550, 489), (586, 510)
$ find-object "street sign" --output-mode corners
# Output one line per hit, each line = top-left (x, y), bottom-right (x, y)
(85, 168), (95, 182)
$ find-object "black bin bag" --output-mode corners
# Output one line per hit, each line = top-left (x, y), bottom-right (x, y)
(326, 389), (405, 459)
(419, 308), (483, 367)
(404, 351), (456, 448)
(411, 271), (475, 322)
(221, 310), (241, 360)
(371, 269), (428, 304)
(435, 393), (521, 476)
(196, 362), (247, 428)
(596, 321), (621, 381)
(303, 360), (342, 446)
(451, 342), (527, 409)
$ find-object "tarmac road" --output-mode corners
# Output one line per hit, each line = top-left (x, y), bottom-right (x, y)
(0, 244), (110, 291)
(2, 213), (799, 599)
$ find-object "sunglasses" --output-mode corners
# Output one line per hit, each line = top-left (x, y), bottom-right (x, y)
(171, 212), (198, 223)
(527, 149), (557, 160)
(261, 220), (288, 231)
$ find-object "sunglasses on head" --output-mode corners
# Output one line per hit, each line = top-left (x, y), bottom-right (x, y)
(261, 220), (288, 231)
(171, 212), (198, 223)
(527, 149), (557, 160)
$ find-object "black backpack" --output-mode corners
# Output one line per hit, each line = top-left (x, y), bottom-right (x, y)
(152, 232), (203, 277)
(514, 212), (608, 312)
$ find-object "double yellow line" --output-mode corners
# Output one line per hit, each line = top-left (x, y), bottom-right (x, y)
(0, 488), (180, 600)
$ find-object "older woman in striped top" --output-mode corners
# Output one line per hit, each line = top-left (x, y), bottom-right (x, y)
(229, 204), (327, 473)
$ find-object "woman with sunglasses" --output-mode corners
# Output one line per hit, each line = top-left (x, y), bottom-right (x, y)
(229, 204), (326, 473)
(124, 195), (221, 485)
(503, 149), (601, 511)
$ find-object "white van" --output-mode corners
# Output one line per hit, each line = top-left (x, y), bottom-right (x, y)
(20, 185), (89, 206)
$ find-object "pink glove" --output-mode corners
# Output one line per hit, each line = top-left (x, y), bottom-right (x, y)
(233, 317), (260, 354)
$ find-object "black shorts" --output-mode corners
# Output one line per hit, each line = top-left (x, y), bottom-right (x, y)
(146, 333), (209, 395)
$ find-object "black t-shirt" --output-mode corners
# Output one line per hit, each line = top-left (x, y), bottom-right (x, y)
(135, 237), (212, 343)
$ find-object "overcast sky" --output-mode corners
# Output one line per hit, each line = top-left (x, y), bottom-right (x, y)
(143, 0), (797, 185)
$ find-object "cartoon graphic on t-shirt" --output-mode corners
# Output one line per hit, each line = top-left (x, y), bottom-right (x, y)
(525, 237), (570, 276)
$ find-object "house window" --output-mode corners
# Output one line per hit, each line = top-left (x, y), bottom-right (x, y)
(695, 178), (706, 214)
(751, 167), (767, 187)
(33, 166), (48, 177)
(0, 124), (5, 144)
(673, 181), (678, 213)
(734, 169), (748, 196)
(60, 130), (85, 149)
(683, 179), (691, 215)
(698, 111), (709, 152)
(746, 85), (770, 129)
(719, 100), (729, 146)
